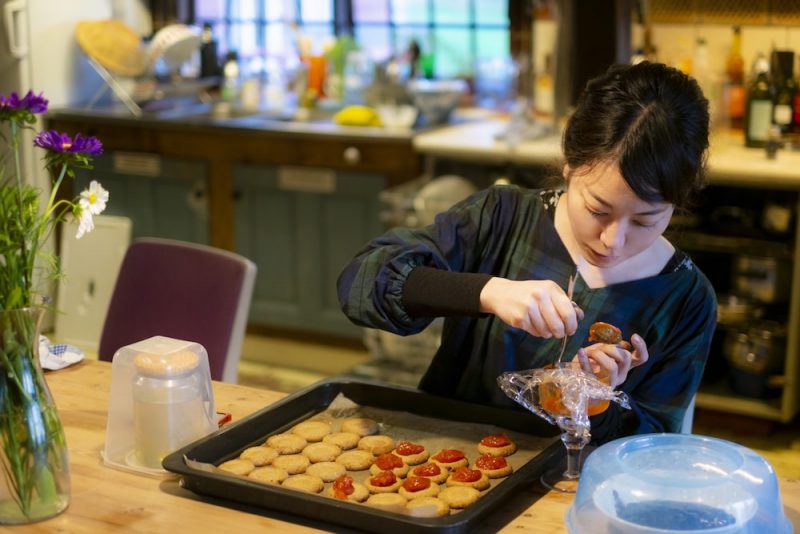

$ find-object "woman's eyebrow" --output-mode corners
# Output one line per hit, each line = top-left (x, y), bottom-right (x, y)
(588, 191), (668, 216)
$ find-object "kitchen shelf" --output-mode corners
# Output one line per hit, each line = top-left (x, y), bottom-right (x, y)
(696, 381), (783, 421)
(666, 229), (793, 259)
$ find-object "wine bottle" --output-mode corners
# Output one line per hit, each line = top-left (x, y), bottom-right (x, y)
(724, 26), (746, 130)
(771, 51), (796, 135)
(744, 53), (774, 148)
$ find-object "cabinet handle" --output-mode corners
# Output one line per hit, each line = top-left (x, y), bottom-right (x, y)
(343, 146), (361, 165)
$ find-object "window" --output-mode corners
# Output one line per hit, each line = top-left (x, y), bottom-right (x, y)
(193, 0), (510, 79)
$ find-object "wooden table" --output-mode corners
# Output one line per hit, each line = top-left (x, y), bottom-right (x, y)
(32, 360), (800, 533)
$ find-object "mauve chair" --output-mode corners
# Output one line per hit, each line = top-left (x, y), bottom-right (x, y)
(98, 237), (257, 383)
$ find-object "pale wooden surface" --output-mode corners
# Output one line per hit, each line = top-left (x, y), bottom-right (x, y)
(34, 360), (799, 533)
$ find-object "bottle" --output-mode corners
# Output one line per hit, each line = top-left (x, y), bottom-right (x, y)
(771, 50), (796, 135)
(533, 53), (555, 121)
(724, 26), (746, 130)
(199, 23), (220, 79)
(744, 53), (774, 148)
(221, 50), (241, 103)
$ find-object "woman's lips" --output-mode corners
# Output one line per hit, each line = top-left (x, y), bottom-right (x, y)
(586, 248), (618, 266)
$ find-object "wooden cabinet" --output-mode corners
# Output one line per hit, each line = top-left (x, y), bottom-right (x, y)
(75, 152), (209, 244)
(234, 165), (385, 337)
(47, 112), (421, 340)
(669, 184), (799, 424)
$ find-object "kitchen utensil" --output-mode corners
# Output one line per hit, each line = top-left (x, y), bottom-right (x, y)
(725, 320), (786, 399)
(555, 272), (577, 365)
(102, 336), (216, 477)
(164, 379), (561, 534)
(732, 255), (790, 304)
(145, 24), (202, 74)
(567, 433), (792, 533)
(75, 19), (146, 77)
(407, 78), (468, 125)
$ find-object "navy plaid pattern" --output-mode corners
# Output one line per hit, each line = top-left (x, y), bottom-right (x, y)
(338, 185), (717, 442)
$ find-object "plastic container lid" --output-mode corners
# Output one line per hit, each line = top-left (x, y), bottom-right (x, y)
(566, 433), (792, 534)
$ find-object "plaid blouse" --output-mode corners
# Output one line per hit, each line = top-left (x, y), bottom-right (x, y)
(338, 185), (717, 443)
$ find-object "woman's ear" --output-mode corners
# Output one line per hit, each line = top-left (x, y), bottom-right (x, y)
(562, 164), (571, 182)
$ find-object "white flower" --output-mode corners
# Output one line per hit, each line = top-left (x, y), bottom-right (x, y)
(75, 208), (95, 239)
(79, 180), (109, 215)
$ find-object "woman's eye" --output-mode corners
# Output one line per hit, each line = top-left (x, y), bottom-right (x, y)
(634, 220), (658, 228)
(586, 206), (606, 218)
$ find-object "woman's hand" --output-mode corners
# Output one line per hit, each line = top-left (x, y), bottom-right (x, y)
(573, 334), (649, 388)
(479, 277), (583, 338)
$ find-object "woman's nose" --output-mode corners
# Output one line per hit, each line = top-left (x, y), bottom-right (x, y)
(600, 220), (626, 251)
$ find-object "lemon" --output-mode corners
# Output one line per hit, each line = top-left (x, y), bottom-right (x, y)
(334, 106), (382, 127)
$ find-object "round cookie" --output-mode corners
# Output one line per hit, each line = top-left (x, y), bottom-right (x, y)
(410, 462), (449, 484)
(358, 435), (396, 455)
(335, 449), (374, 471)
(323, 431), (360, 450)
(430, 449), (469, 471)
(265, 433), (307, 454)
(282, 473), (324, 494)
(365, 492), (407, 513)
(302, 442), (342, 463)
(438, 486), (481, 509)
(239, 445), (279, 466)
(248, 465), (289, 484)
(340, 417), (378, 437)
(406, 496), (450, 518)
(292, 420), (332, 442)
(393, 441), (430, 466)
(365, 470), (403, 493)
(272, 453), (311, 475)
(218, 458), (254, 476)
(327, 475), (370, 502)
(474, 453), (513, 479)
(477, 432), (517, 457)
(306, 461), (346, 482)
(398, 476), (440, 500)
(446, 467), (491, 491)
(370, 453), (410, 478)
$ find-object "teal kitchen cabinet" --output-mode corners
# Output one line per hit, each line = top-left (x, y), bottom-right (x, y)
(75, 151), (209, 244)
(234, 164), (385, 338)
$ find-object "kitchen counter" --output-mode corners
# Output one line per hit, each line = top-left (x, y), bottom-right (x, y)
(37, 360), (800, 532)
(413, 119), (800, 188)
(48, 105), (418, 142)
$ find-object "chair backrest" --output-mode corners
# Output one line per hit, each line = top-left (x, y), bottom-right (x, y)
(98, 237), (256, 383)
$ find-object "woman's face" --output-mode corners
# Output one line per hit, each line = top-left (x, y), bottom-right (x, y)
(564, 161), (674, 268)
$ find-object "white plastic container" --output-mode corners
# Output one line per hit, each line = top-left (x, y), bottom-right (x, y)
(102, 336), (217, 477)
(566, 433), (792, 534)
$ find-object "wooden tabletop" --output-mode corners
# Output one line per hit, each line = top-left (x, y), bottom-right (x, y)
(34, 360), (799, 533)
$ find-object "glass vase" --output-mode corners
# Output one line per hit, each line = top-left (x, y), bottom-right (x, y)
(0, 308), (70, 524)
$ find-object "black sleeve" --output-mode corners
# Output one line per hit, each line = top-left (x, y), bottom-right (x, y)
(401, 266), (493, 318)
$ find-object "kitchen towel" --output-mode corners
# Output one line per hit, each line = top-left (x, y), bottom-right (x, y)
(39, 335), (85, 370)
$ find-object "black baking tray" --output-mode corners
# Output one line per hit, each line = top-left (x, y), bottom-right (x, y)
(163, 378), (562, 533)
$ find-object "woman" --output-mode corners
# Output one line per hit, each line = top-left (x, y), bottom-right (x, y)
(337, 61), (716, 444)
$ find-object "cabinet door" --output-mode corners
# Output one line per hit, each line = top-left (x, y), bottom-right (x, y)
(234, 165), (385, 338)
(75, 153), (209, 244)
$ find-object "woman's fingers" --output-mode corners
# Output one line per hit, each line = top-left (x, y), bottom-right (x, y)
(630, 334), (648, 367)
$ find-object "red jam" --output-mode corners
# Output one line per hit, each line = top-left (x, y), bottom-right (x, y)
(402, 476), (431, 492)
(413, 463), (442, 477)
(432, 449), (465, 463)
(396, 441), (425, 456)
(332, 475), (354, 499)
(369, 470), (397, 487)
(480, 433), (511, 448)
(375, 453), (403, 470)
(476, 454), (508, 470)
(452, 467), (482, 483)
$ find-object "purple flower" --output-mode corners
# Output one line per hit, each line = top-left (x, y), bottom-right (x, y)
(0, 90), (48, 114)
(34, 130), (103, 155)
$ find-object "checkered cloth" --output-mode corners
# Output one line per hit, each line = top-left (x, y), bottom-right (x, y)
(39, 335), (85, 370)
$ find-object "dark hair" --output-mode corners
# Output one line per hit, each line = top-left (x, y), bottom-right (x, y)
(562, 61), (709, 210)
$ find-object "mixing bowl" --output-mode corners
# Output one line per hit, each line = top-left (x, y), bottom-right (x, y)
(566, 433), (792, 533)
